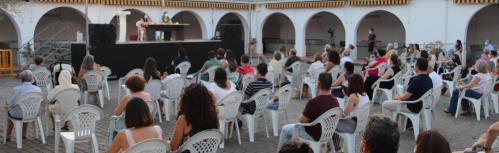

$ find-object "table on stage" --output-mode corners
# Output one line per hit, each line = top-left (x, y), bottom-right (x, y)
(146, 24), (189, 41)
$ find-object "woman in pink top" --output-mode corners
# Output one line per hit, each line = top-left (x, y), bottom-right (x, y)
(363, 49), (387, 100)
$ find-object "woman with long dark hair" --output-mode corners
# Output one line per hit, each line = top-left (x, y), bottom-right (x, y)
(414, 130), (451, 153)
(207, 67), (237, 103)
(222, 49), (240, 83)
(143, 57), (161, 82)
(170, 83), (219, 150)
(336, 74), (369, 133)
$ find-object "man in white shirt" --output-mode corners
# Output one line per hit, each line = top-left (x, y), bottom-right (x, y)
(307, 53), (324, 76)
(340, 50), (352, 70)
(428, 65), (443, 88)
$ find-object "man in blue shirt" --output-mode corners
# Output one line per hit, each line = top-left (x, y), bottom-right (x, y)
(5, 70), (42, 141)
(382, 58), (433, 119)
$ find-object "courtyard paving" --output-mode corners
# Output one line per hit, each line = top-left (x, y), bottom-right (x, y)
(0, 77), (497, 153)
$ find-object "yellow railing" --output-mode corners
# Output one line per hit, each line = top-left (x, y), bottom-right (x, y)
(0, 49), (14, 78)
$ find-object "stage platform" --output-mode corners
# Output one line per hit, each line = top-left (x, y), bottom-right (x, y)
(72, 40), (242, 78)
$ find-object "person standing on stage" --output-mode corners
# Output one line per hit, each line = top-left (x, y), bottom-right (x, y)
(367, 28), (376, 59)
(136, 15), (152, 41)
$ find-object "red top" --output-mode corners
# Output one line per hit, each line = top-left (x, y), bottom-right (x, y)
(236, 65), (255, 75)
(302, 95), (339, 141)
(367, 57), (387, 76)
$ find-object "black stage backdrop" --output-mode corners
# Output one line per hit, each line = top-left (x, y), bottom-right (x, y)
(72, 40), (243, 78)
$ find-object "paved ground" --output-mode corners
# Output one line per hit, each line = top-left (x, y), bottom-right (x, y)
(0, 77), (497, 153)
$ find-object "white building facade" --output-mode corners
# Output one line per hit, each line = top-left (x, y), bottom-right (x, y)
(0, 0), (497, 65)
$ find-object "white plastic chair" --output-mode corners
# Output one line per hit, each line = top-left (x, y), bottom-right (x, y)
(455, 79), (495, 121)
(371, 72), (401, 103)
(82, 71), (105, 108)
(49, 88), (80, 153)
(328, 65), (341, 82)
(242, 89), (272, 142)
(241, 74), (256, 92)
(390, 89), (433, 139)
(124, 139), (170, 153)
(303, 67), (325, 98)
(33, 68), (53, 92)
(292, 107), (342, 153)
(423, 85), (443, 130)
(100, 66), (112, 101)
(2, 92), (46, 149)
(176, 61), (191, 78)
(59, 105), (102, 153)
(206, 66), (218, 82)
(162, 77), (186, 121)
(442, 66), (462, 97)
(337, 103), (372, 153)
(145, 79), (163, 123)
(285, 61), (303, 98)
(268, 85), (292, 137)
(118, 68), (144, 103)
(217, 92), (243, 148)
(174, 129), (224, 153)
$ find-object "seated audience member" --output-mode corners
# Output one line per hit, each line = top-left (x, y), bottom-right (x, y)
(363, 49), (388, 100)
(325, 50), (341, 72)
(77, 55), (102, 82)
(414, 130), (451, 153)
(47, 70), (79, 130)
(216, 48), (226, 61)
(460, 121), (499, 153)
(284, 49), (301, 73)
(169, 83), (219, 150)
(340, 49), (353, 68)
(113, 76), (151, 132)
(161, 65), (181, 85)
(241, 63), (273, 114)
(331, 62), (354, 98)
(278, 140), (313, 153)
(322, 45), (333, 63)
(361, 116), (400, 153)
(172, 47), (190, 73)
(375, 54), (402, 91)
(5, 70), (42, 141)
(28, 56), (47, 72)
(443, 54), (462, 76)
(382, 58), (432, 119)
(269, 51), (283, 70)
(428, 65), (443, 89)
(199, 50), (220, 81)
(143, 57), (161, 82)
(481, 49), (491, 61)
(307, 53), (324, 75)
(277, 73), (339, 149)
(221, 49), (240, 83)
(207, 68), (237, 103)
(336, 74), (369, 133)
(236, 54), (255, 76)
(445, 60), (491, 115)
(108, 98), (162, 153)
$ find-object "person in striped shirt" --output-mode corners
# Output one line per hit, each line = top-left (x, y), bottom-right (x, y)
(240, 63), (273, 114)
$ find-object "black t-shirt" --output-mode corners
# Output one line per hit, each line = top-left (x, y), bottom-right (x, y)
(406, 74), (433, 113)
(284, 56), (301, 72)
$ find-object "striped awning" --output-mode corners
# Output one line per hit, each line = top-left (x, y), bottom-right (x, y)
(104, 0), (161, 6)
(266, 1), (346, 9)
(349, 0), (410, 6)
(454, 0), (498, 4)
(33, 0), (101, 3)
(165, 1), (254, 9)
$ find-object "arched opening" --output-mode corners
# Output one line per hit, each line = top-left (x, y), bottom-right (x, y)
(356, 10), (405, 59)
(215, 13), (245, 55)
(34, 7), (86, 49)
(305, 12), (345, 56)
(262, 13), (295, 54)
(110, 9), (148, 41)
(172, 11), (204, 40)
(466, 4), (499, 62)
(0, 9), (19, 49)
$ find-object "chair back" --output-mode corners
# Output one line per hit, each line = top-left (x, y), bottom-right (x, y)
(101, 66), (112, 77)
(451, 66), (462, 82)
(377, 62), (387, 77)
(218, 92), (244, 120)
(176, 61), (191, 78)
(309, 66), (325, 83)
(63, 105), (102, 140)
(175, 129), (223, 153)
(163, 77), (186, 100)
(315, 107), (342, 144)
(145, 79), (162, 102)
(125, 68), (144, 78)
(241, 74), (256, 90)
(351, 103), (372, 134)
(33, 69), (52, 88)
(290, 61), (302, 75)
(483, 79), (495, 96)
(11, 92), (44, 121)
(124, 139), (170, 153)
(430, 85), (443, 110)
(329, 65), (341, 81)
(276, 85), (293, 111)
(206, 66), (218, 82)
(82, 71), (102, 92)
(265, 72), (274, 86)
(420, 89), (434, 110)
(248, 89), (272, 116)
(52, 88), (80, 115)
